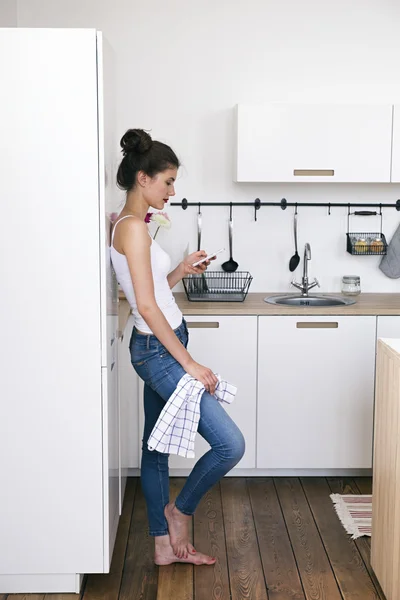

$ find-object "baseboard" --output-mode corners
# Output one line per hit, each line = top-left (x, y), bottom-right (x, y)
(127, 468), (372, 477)
(0, 573), (83, 594)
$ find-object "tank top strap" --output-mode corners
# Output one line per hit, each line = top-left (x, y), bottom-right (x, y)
(111, 214), (138, 245)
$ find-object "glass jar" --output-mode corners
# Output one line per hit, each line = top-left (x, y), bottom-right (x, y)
(341, 275), (361, 296)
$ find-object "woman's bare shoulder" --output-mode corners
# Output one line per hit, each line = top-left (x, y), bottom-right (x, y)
(112, 215), (149, 253)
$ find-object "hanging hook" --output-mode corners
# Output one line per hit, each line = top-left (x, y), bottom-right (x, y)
(328, 202), (331, 216)
(254, 198), (261, 221)
(198, 202), (201, 214)
(229, 202), (233, 221)
(295, 202), (298, 215)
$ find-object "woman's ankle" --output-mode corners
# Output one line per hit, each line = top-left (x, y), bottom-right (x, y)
(155, 534), (170, 548)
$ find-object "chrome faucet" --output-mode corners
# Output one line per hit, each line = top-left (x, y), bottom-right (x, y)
(291, 243), (320, 296)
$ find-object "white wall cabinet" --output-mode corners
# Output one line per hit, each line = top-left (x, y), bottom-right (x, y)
(138, 316), (258, 472)
(235, 103), (393, 183)
(257, 316), (376, 469)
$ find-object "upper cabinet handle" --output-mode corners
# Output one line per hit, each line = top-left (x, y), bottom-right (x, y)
(186, 322), (220, 329)
(294, 169), (335, 176)
(296, 322), (339, 329)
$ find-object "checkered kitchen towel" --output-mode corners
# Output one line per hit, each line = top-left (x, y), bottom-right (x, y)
(147, 373), (237, 458)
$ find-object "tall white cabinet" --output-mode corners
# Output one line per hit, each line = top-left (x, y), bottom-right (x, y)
(0, 29), (120, 593)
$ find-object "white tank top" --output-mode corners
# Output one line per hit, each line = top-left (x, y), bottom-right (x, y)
(110, 215), (183, 334)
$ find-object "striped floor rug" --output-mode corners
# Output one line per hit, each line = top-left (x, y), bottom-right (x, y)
(330, 494), (372, 539)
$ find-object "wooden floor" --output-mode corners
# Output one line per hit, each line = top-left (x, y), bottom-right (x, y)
(6, 476), (386, 600)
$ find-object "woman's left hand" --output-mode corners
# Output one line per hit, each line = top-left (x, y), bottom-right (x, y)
(181, 251), (215, 276)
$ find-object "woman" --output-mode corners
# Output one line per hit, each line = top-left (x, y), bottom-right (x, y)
(111, 129), (245, 566)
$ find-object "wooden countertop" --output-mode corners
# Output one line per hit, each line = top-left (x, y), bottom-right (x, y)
(174, 292), (400, 316)
(118, 292), (400, 332)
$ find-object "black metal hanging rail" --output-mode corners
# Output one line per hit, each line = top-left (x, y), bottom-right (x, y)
(170, 198), (400, 221)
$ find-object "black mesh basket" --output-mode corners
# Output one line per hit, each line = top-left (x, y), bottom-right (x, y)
(346, 232), (387, 255)
(346, 210), (387, 256)
(182, 271), (253, 302)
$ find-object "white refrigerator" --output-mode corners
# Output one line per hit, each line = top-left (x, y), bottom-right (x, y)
(0, 28), (122, 593)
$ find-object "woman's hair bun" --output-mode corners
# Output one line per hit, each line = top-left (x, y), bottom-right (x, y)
(120, 129), (152, 156)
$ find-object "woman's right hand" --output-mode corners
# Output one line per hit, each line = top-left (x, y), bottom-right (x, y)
(185, 360), (218, 396)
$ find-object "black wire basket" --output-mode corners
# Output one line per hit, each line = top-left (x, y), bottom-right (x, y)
(346, 210), (388, 256)
(346, 232), (387, 255)
(183, 271), (253, 302)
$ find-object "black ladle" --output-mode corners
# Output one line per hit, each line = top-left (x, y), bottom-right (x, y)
(289, 210), (300, 272)
(222, 204), (239, 273)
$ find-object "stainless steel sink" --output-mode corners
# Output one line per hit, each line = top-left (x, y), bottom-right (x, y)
(265, 294), (357, 307)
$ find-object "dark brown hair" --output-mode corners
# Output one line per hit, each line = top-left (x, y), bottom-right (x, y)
(116, 129), (180, 192)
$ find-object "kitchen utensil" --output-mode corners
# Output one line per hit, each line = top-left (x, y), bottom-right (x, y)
(222, 205), (239, 273)
(289, 210), (300, 272)
(188, 209), (208, 294)
(197, 211), (202, 252)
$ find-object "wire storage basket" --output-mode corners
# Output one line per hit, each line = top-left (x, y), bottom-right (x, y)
(346, 209), (387, 256)
(183, 271), (253, 302)
(346, 232), (387, 255)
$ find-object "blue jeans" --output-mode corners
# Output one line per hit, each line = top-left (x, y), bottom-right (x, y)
(129, 319), (245, 536)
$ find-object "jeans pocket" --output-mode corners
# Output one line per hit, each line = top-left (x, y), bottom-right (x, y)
(132, 359), (149, 382)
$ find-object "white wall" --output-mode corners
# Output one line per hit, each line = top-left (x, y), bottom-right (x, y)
(16, 0), (400, 292)
(0, 0), (17, 26)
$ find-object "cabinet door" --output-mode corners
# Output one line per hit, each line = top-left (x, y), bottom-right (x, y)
(119, 316), (140, 474)
(102, 361), (119, 569)
(377, 316), (400, 339)
(235, 104), (393, 183)
(138, 316), (257, 471)
(391, 105), (400, 182)
(257, 316), (376, 469)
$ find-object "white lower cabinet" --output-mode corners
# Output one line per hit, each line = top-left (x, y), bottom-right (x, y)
(138, 315), (258, 471)
(377, 316), (400, 339)
(257, 316), (376, 469)
(118, 315), (140, 476)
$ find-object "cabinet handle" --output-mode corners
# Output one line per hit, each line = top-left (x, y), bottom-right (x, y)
(294, 169), (335, 176)
(111, 336), (115, 346)
(296, 322), (338, 329)
(186, 322), (220, 329)
(111, 361), (115, 371)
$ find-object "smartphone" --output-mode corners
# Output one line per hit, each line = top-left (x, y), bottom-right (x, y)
(192, 248), (225, 267)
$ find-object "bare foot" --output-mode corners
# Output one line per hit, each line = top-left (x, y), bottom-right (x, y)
(155, 535), (216, 566)
(164, 502), (193, 559)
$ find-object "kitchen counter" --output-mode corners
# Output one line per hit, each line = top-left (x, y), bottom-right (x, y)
(118, 292), (400, 333)
(173, 292), (400, 316)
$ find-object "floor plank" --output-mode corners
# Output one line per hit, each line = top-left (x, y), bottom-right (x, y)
(81, 478), (137, 600)
(274, 477), (342, 600)
(8, 595), (44, 600)
(119, 482), (158, 600)
(327, 478), (386, 600)
(156, 478), (193, 600)
(193, 483), (230, 600)
(247, 478), (305, 600)
(221, 478), (268, 600)
(354, 477), (373, 495)
(301, 477), (379, 599)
